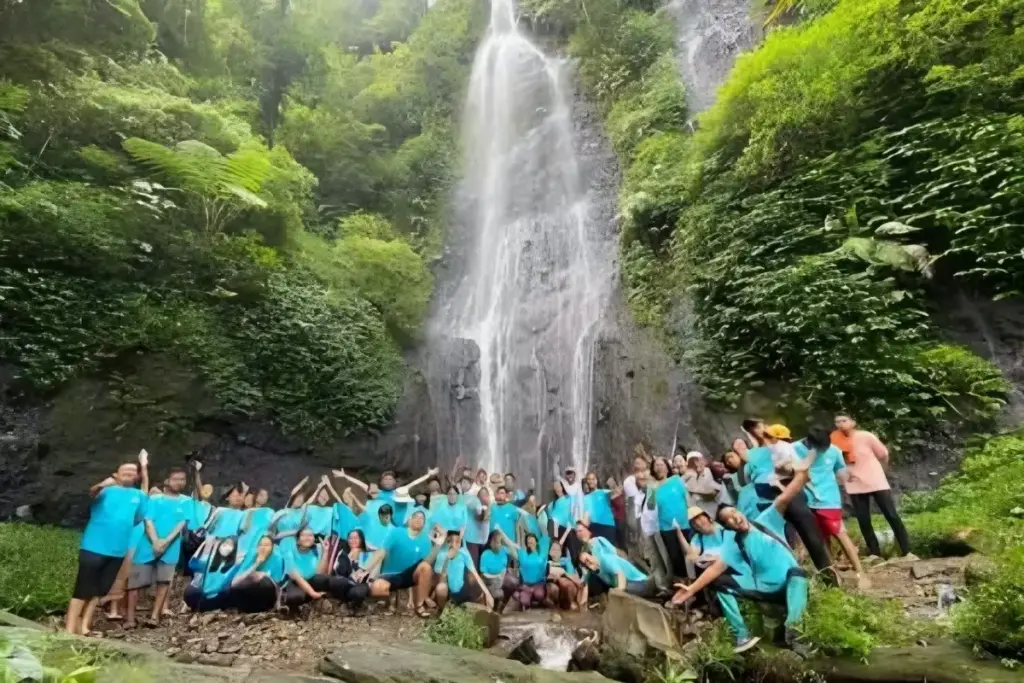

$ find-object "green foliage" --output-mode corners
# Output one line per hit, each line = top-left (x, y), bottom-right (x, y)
(0, 628), (126, 683)
(644, 622), (737, 682)
(575, 0), (1018, 446)
(0, 0), (482, 443)
(423, 606), (485, 650)
(952, 548), (1024, 660)
(904, 432), (1024, 556)
(0, 524), (80, 618)
(799, 584), (914, 660)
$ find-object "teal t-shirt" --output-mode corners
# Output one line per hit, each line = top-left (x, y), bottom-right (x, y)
(359, 500), (394, 549)
(238, 507), (275, 553)
(597, 554), (647, 586)
(518, 537), (550, 585)
(332, 503), (359, 539)
(584, 490), (615, 526)
(210, 507), (245, 539)
(479, 547), (510, 575)
(548, 496), (573, 528)
(744, 446), (775, 485)
(381, 529), (433, 576)
(189, 499), (213, 530)
(431, 500), (468, 532)
(736, 483), (761, 519)
(306, 505), (334, 536)
(285, 545), (321, 580)
(239, 548), (287, 584)
(793, 441), (846, 510)
(489, 502), (520, 540)
(720, 506), (794, 591)
(188, 547), (241, 598)
(556, 556), (577, 578)
(134, 493), (191, 565)
(463, 496), (490, 545)
(81, 486), (147, 558)
(654, 476), (688, 532)
(434, 546), (474, 593)
(692, 527), (735, 559)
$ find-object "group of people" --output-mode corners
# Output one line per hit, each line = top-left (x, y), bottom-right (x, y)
(64, 413), (912, 656)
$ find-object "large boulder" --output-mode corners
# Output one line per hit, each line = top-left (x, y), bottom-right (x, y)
(601, 591), (680, 656)
(319, 639), (614, 683)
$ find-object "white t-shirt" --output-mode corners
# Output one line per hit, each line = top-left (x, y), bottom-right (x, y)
(623, 474), (659, 535)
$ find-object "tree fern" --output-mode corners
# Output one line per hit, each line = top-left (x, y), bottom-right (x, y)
(122, 137), (271, 232)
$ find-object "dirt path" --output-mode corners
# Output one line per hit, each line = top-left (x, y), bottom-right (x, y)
(847, 554), (978, 621)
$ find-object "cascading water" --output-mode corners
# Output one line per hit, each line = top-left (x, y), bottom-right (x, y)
(670, 0), (760, 113)
(436, 0), (612, 477)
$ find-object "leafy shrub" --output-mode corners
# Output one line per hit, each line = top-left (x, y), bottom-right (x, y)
(0, 523), (80, 618)
(952, 548), (1024, 659)
(423, 606), (485, 650)
(799, 584), (913, 659)
(606, 52), (687, 159)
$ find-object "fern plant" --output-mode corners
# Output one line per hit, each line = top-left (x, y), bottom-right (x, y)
(122, 137), (272, 233)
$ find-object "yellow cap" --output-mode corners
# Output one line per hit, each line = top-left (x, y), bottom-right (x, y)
(765, 424), (791, 440)
(687, 506), (708, 522)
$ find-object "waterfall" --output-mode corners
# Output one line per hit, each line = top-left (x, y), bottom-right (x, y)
(435, 0), (612, 477)
(670, 0), (760, 113)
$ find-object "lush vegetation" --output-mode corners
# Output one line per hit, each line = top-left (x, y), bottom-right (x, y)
(0, 524), (80, 618)
(422, 606), (485, 650)
(0, 0), (484, 441)
(901, 431), (1024, 659)
(555, 0), (1020, 448)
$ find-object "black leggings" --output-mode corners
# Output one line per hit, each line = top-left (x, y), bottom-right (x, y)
(850, 490), (910, 556)
(755, 485), (836, 585)
(282, 575), (362, 608)
(659, 530), (688, 579)
(232, 577), (278, 613)
(184, 585), (234, 612)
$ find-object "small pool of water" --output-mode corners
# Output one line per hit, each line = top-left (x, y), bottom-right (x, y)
(501, 622), (581, 671)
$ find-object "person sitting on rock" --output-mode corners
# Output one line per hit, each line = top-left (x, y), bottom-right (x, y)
(268, 481), (309, 556)
(281, 527), (352, 609)
(669, 454), (817, 656)
(330, 529), (373, 612)
(433, 530), (492, 611)
(185, 536), (242, 612)
(362, 510), (445, 618)
(478, 530), (518, 608)
(230, 534), (285, 613)
(505, 529), (551, 610)
(546, 531), (584, 610)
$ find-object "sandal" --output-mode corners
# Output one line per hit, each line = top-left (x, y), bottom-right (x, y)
(415, 606), (432, 618)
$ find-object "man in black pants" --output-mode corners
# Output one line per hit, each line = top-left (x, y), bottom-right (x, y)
(752, 425), (837, 585)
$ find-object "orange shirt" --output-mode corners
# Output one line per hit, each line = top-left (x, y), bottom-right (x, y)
(830, 430), (855, 464)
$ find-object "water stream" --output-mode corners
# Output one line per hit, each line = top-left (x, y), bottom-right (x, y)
(436, 0), (612, 475)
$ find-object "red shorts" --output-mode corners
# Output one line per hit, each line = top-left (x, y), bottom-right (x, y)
(812, 508), (845, 538)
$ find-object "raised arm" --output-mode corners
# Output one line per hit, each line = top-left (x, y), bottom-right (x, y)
(191, 461), (204, 500)
(321, 475), (343, 504)
(343, 487), (365, 514)
(773, 462), (812, 514)
(89, 476), (117, 498)
(399, 467), (440, 494)
(138, 449), (150, 494)
(332, 469), (368, 493)
(672, 520), (699, 562)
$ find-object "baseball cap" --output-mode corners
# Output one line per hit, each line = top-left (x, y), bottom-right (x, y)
(764, 424), (791, 440)
(686, 451), (704, 462)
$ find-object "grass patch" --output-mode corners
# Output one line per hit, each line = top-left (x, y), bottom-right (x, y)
(799, 584), (921, 660)
(951, 548), (1024, 660)
(422, 606), (484, 650)
(0, 523), (81, 618)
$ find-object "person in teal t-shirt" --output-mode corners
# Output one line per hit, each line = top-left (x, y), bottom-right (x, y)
(185, 536), (242, 612)
(479, 530), (517, 606)
(126, 467), (191, 627)
(582, 472), (621, 548)
(489, 487), (520, 541)
(433, 531), (491, 610)
(362, 510), (444, 617)
(547, 481), (573, 537)
(545, 530), (584, 610)
(670, 456), (816, 656)
(579, 549), (653, 598)
(646, 457), (689, 578)
(505, 531), (550, 610)
(230, 535), (285, 612)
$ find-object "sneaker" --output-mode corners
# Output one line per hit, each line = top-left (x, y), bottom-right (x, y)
(785, 627), (813, 659)
(734, 636), (761, 654)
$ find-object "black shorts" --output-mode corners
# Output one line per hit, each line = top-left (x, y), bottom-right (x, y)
(73, 550), (125, 600)
(450, 573), (480, 605)
(382, 563), (419, 590)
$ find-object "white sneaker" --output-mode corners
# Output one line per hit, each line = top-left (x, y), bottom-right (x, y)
(734, 636), (761, 654)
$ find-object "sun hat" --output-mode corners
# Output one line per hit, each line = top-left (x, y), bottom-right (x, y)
(764, 424), (792, 440)
(687, 506), (710, 523)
